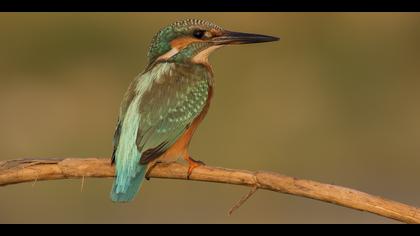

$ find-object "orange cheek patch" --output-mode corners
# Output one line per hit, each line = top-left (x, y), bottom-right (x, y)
(210, 29), (222, 36)
(170, 37), (202, 51)
(156, 37), (202, 62)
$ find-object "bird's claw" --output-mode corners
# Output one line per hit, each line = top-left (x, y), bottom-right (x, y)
(145, 161), (162, 181)
(186, 157), (205, 179)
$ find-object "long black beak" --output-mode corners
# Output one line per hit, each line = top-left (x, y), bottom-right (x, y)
(212, 31), (279, 45)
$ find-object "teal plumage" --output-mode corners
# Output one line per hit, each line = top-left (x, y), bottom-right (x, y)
(111, 62), (212, 202)
(147, 19), (223, 64)
(110, 19), (278, 202)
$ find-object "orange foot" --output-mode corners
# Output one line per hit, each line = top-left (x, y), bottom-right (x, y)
(186, 157), (205, 179)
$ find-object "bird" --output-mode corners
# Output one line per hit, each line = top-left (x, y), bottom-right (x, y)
(110, 19), (279, 202)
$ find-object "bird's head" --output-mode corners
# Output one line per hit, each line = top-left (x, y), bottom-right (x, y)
(146, 19), (279, 68)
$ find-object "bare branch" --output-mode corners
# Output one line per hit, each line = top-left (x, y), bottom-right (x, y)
(0, 158), (419, 223)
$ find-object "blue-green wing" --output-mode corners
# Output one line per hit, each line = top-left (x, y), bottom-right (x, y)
(136, 64), (210, 164)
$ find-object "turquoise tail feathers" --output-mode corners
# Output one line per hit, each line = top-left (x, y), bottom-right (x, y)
(111, 101), (145, 202)
(111, 164), (147, 202)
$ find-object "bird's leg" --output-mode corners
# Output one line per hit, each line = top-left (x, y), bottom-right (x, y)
(184, 155), (205, 179)
(145, 161), (162, 181)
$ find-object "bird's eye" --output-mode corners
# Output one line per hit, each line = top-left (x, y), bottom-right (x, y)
(193, 30), (206, 39)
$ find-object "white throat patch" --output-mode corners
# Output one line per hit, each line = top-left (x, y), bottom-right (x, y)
(192, 45), (223, 64)
(156, 47), (180, 61)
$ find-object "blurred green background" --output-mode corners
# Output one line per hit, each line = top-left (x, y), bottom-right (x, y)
(0, 13), (419, 223)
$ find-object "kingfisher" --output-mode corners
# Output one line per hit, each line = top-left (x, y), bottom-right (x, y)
(111, 19), (279, 202)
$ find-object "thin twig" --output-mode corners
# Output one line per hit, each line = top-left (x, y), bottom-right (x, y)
(81, 176), (85, 192)
(32, 173), (38, 188)
(228, 186), (258, 216)
(0, 157), (419, 223)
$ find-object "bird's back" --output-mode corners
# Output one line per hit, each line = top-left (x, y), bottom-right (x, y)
(111, 62), (213, 201)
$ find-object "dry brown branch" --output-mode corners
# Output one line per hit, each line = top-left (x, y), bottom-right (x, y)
(0, 157), (419, 223)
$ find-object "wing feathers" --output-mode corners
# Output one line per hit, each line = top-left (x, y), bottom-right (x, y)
(136, 63), (211, 164)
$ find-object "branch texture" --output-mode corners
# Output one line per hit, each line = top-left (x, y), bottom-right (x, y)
(0, 158), (419, 223)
